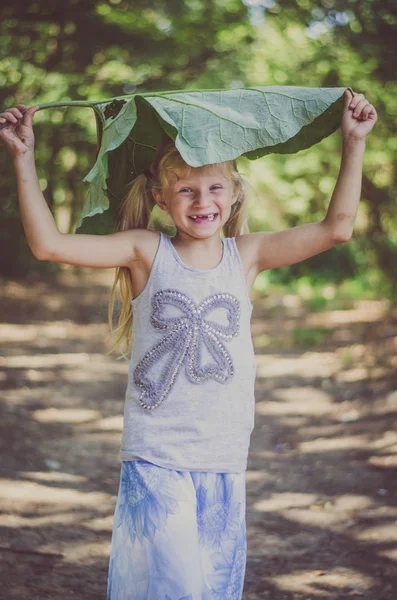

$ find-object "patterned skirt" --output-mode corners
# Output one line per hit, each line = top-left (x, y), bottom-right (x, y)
(106, 460), (247, 600)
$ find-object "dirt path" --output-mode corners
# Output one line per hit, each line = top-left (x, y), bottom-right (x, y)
(1, 269), (396, 599)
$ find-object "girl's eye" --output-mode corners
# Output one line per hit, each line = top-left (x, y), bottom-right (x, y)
(178, 185), (223, 193)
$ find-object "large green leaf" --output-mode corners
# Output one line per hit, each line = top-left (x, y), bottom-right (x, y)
(36, 85), (352, 233)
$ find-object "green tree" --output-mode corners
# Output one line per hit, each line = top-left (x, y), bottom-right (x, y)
(237, 0), (396, 298)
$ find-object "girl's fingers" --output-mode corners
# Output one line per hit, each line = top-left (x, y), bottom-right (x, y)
(352, 98), (368, 117)
(349, 92), (365, 109)
(0, 108), (30, 130)
(344, 89), (356, 111)
(0, 107), (25, 123)
(0, 111), (18, 123)
(362, 104), (372, 119)
(9, 107), (24, 119)
(22, 105), (39, 127)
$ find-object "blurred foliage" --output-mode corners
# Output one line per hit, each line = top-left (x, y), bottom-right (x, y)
(0, 0), (396, 301)
(241, 0), (397, 301)
(292, 325), (332, 347)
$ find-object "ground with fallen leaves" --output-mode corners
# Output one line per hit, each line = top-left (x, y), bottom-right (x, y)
(1, 268), (396, 599)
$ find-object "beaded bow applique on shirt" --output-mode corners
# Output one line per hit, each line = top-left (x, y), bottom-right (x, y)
(133, 289), (241, 410)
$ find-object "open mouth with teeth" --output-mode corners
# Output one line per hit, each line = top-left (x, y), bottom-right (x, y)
(188, 212), (218, 223)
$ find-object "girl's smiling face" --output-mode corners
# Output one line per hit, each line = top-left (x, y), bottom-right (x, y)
(153, 166), (238, 239)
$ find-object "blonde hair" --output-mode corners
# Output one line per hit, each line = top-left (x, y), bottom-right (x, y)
(108, 137), (249, 355)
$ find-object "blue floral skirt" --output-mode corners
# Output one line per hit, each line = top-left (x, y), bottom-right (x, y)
(106, 460), (247, 600)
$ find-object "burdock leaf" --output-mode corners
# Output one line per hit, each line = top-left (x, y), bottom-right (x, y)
(79, 98), (137, 228)
(34, 86), (352, 233)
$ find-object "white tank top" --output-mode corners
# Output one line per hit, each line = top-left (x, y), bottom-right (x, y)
(120, 231), (256, 472)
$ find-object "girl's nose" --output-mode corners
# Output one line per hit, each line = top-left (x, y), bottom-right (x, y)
(192, 192), (211, 207)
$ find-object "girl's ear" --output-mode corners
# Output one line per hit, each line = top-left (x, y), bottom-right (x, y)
(231, 185), (239, 204)
(152, 189), (168, 211)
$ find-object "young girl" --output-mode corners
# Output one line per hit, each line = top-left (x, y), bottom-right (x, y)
(0, 89), (377, 599)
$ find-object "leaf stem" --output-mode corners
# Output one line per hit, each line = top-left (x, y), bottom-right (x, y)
(32, 86), (351, 112)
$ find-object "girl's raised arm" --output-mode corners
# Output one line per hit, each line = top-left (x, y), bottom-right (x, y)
(0, 104), (148, 269)
(238, 89), (377, 277)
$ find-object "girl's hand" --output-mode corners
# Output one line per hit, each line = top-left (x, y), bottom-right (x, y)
(0, 104), (40, 159)
(341, 89), (377, 143)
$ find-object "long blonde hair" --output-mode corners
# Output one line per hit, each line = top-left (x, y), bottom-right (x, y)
(108, 137), (249, 355)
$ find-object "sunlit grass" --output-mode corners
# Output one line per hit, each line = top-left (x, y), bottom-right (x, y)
(252, 269), (393, 353)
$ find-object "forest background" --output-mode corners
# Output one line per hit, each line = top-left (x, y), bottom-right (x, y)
(0, 0), (396, 305)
